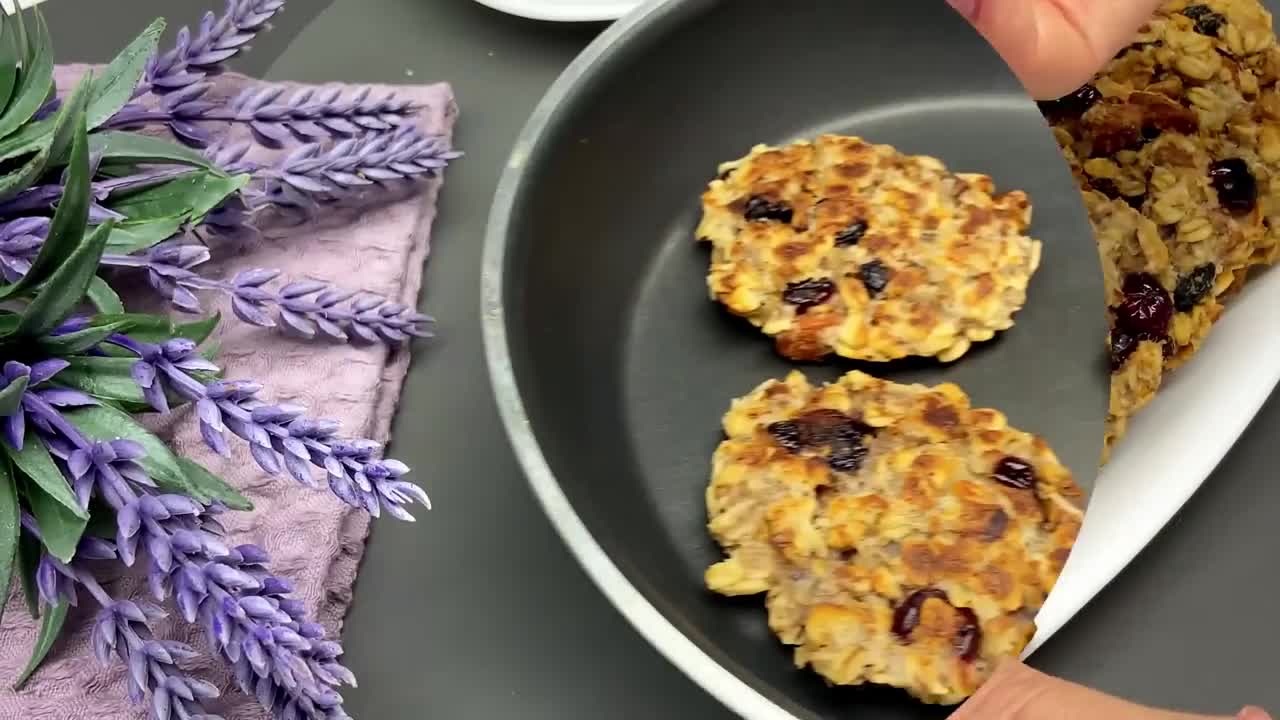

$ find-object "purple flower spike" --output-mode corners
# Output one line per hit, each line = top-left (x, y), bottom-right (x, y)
(100, 245), (434, 346)
(109, 334), (430, 521)
(251, 125), (462, 211)
(142, 1), (286, 98)
(89, 594), (222, 720)
(0, 217), (49, 283)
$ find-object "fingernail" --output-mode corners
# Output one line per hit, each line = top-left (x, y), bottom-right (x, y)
(1239, 707), (1273, 720)
(946, 0), (979, 19)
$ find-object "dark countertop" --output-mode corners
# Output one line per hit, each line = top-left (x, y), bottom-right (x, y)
(49, 0), (1280, 718)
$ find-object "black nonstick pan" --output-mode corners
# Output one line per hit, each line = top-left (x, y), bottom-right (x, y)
(481, 1), (1109, 718)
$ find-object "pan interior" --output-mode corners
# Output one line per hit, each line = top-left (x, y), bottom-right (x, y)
(498, 1), (1108, 717)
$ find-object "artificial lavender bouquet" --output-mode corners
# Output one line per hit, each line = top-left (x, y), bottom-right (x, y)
(0, 2), (457, 719)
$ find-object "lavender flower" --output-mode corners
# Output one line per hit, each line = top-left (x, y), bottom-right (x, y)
(109, 335), (430, 520)
(0, 217), (49, 283)
(105, 247), (434, 344)
(247, 125), (461, 210)
(141, 0), (285, 97)
(29, 533), (223, 720)
(0, 169), (185, 224)
(109, 83), (421, 149)
(1, 360), (96, 452)
(107, 0), (419, 150)
(13, 366), (358, 719)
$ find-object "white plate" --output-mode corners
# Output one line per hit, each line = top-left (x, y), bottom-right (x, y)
(1024, 264), (1280, 657)
(471, 0), (642, 22)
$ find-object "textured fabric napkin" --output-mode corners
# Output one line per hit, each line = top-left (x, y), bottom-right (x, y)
(0, 66), (456, 719)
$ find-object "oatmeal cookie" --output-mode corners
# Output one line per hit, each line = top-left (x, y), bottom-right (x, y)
(704, 371), (1083, 705)
(695, 135), (1041, 363)
(1042, 0), (1280, 452)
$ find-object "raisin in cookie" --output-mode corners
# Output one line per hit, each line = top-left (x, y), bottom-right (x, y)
(704, 371), (1083, 705)
(1043, 0), (1280, 453)
(695, 135), (1041, 364)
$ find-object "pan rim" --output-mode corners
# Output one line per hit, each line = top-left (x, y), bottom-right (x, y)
(480, 1), (797, 717)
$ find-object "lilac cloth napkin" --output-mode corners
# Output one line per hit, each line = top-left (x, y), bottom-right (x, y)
(0, 66), (457, 719)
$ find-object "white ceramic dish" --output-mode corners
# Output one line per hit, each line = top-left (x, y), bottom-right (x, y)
(470, 0), (642, 22)
(1025, 264), (1280, 656)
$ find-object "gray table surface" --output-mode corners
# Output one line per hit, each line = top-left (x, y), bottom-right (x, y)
(49, 0), (1280, 717)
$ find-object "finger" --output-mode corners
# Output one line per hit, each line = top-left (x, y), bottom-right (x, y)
(949, 659), (1249, 720)
(947, 0), (1166, 99)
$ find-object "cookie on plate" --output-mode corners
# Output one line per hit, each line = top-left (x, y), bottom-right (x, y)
(1042, 0), (1280, 453)
(695, 135), (1041, 364)
(704, 370), (1083, 705)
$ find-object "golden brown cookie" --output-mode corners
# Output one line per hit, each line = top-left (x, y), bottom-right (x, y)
(704, 371), (1083, 705)
(1042, 0), (1280, 453)
(695, 135), (1041, 364)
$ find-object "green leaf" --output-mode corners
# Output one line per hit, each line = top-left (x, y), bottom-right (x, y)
(15, 220), (113, 337)
(51, 356), (145, 406)
(109, 170), (249, 224)
(0, 10), (52, 141)
(177, 312), (221, 345)
(46, 70), (91, 167)
(103, 216), (184, 254)
(13, 599), (67, 689)
(64, 404), (250, 509)
(0, 108), (89, 299)
(85, 19), (163, 130)
(0, 373), (26, 416)
(0, 15), (20, 113)
(64, 403), (182, 484)
(0, 454), (19, 628)
(175, 457), (252, 512)
(36, 321), (126, 354)
(86, 276), (124, 314)
(89, 131), (222, 172)
(0, 145), (46, 203)
(4, 436), (86, 520)
(16, 529), (39, 618)
(0, 115), (49, 164)
(21, 479), (87, 565)
(95, 311), (220, 346)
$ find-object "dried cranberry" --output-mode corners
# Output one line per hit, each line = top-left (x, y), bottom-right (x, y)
(953, 608), (982, 662)
(859, 260), (891, 297)
(1038, 84), (1102, 123)
(1090, 178), (1121, 198)
(1173, 263), (1216, 312)
(1183, 5), (1226, 35)
(834, 220), (868, 247)
(744, 195), (794, 223)
(1109, 330), (1139, 370)
(767, 421), (805, 452)
(892, 588), (949, 639)
(797, 409), (872, 445)
(828, 440), (870, 473)
(1209, 159), (1257, 215)
(992, 456), (1037, 490)
(1113, 272), (1172, 338)
(782, 278), (835, 312)
(768, 410), (874, 458)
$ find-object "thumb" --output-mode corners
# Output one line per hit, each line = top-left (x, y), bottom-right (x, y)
(948, 659), (1265, 720)
(946, 0), (1166, 100)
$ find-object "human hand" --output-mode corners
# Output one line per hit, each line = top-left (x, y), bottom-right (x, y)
(945, 0), (1166, 99)
(949, 660), (1271, 720)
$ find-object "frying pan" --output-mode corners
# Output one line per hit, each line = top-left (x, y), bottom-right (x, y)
(481, 1), (1109, 717)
